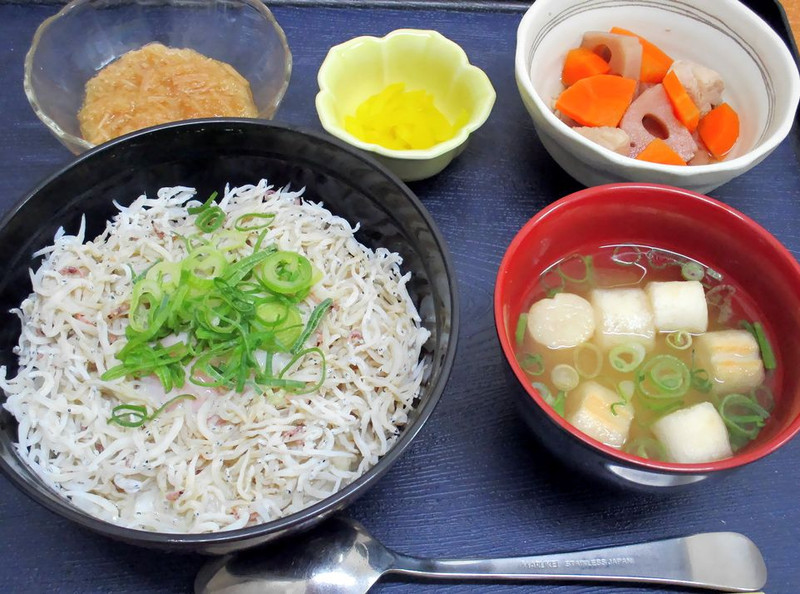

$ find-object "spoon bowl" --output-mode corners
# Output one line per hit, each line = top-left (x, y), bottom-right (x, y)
(197, 518), (390, 594)
(195, 516), (767, 594)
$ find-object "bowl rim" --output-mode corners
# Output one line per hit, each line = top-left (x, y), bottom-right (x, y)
(23, 0), (293, 154)
(514, 0), (800, 177)
(494, 182), (800, 474)
(0, 118), (460, 549)
(315, 28), (496, 161)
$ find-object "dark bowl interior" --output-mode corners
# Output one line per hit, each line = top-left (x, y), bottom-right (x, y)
(0, 119), (458, 554)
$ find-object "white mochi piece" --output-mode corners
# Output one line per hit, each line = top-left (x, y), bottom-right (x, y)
(652, 402), (733, 464)
(590, 288), (655, 351)
(645, 280), (708, 333)
(526, 292), (595, 349)
(695, 329), (765, 395)
(566, 381), (634, 449)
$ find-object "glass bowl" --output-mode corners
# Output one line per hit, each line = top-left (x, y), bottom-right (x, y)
(24, 0), (292, 154)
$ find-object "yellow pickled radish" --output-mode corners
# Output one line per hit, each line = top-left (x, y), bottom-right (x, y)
(344, 82), (468, 150)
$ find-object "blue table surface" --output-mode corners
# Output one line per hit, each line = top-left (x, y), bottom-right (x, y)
(1, 1), (799, 593)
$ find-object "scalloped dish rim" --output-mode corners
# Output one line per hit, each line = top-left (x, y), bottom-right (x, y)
(316, 28), (496, 161)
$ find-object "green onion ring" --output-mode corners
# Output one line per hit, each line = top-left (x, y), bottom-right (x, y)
(557, 254), (593, 284)
(551, 364), (579, 391)
(519, 353), (545, 376)
(515, 313), (528, 347)
(681, 261), (705, 281)
(635, 354), (690, 400)
(574, 342), (602, 378)
(258, 250), (313, 295)
(666, 331), (693, 350)
(611, 246), (643, 266)
(234, 212), (276, 231)
(290, 299), (333, 353)
(718, 393), (770, 439)
(608, 343), (646, 372)
(690, 368), (714, 393)
(108, 393), (196, 428)
(552, 391), (567, 417)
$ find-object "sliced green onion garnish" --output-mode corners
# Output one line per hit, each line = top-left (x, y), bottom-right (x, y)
(574, 342), (602, 378)
(515, 313), (528, 347)
(277, 346), (327, 394)
(741, 321), (777, 371)
(611, 245), (642, 266)
(108, 393), (196, 428)
(552, 390), (567, 417)
(108, 209), (333, 404)
(551, 364), (579, 392)
(214, 229), (248, 253)
(531, 381), (555, 407)
(718, 392), (770, 439)
(635, 354), (690, 403)
(557, 254), (593, 284)
(690, 368), (713, 393)
(187, 191), (219, 214)
(196, 207), (226, 232)
(608, 342), (646, 372)
(666, 331), (693, 350)
(610, 379), (635, 416)
(645, 249), (675, 270)
(617, 380), (635, 400)
(234, 212), (276, 231)
(680, 261), (705, 281)
(258, 250), (314, 295)
(188, 191), (225, 232)
(290, 298), (333, 354)
(540, 267), (565, 298)
(519, 353), (545, 376)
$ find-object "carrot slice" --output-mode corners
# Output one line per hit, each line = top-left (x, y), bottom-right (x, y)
(662, 70), (700, 132)
(554, 74), (637, 128)
(698, 103), (740, 158)
(561, 47), (611, 87)
(610, 27), (673, 83)
(635, 138), (687, 165)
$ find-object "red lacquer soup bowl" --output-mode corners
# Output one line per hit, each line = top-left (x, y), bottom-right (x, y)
(494, 183), (800, 490)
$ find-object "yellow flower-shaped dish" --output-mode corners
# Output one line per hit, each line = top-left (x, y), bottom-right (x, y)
(316, 29), (496, 182)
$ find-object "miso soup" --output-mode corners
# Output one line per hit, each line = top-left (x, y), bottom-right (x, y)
(514, 244), (777, 464)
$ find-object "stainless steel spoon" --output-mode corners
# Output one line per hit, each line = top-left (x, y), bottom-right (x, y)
(195, 516), (767, 594)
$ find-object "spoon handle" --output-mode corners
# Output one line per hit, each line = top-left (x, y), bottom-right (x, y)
(389, 531), (766, 592)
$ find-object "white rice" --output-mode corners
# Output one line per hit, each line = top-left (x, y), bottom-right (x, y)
(1, 180), (430, 533)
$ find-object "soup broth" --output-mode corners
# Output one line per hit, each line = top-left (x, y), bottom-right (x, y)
(514, 244), (777, 464)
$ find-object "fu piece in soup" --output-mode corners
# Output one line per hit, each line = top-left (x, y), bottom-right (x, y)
(513, 245), (777, 464)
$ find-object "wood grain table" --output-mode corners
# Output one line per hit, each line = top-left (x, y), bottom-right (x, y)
(782, 0), (800, 40)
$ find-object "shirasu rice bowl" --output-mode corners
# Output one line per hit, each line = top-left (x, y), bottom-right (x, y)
(0, 180), (430, 533)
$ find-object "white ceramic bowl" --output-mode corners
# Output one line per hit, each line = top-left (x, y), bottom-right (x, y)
(316, 29), (495, 182)
(515, 0), (800, 194)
